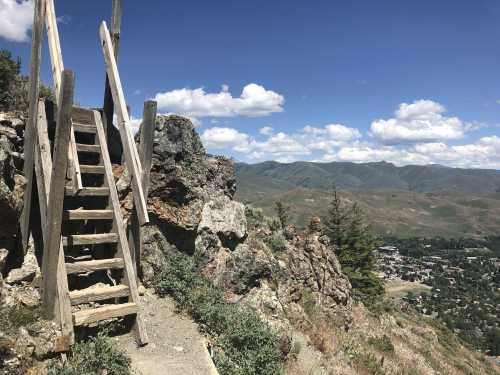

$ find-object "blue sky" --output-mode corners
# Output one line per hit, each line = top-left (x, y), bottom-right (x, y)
(2, 0), (500, 168)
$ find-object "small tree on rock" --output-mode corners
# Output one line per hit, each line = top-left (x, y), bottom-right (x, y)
(323, 186), (384, 304)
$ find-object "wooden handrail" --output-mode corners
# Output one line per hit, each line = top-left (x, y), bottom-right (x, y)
(45, 0), (82, 191)
(34, 99), (74, 343)
(99, 21), (149, 225)
(41, 71), (75, 338)
(20, 0), (46, 251)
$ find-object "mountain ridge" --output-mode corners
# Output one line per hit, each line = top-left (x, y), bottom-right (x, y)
(235, 161), (500, 237)
(235, 160), (500, 194)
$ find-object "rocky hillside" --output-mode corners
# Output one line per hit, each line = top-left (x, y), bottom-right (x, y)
(0, 112), (498, 374)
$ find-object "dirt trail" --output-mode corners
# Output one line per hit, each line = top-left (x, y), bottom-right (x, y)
(116, 291), (218, 375)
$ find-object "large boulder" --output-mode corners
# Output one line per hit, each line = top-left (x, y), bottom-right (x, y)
(140, 116), (240, 274)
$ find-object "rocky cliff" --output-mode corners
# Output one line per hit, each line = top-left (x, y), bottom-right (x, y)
(122, 115), (354, 330)
(1, 112), (498, 375)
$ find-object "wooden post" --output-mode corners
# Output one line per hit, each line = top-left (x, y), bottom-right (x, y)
(129, 101), (157, 275)
(34, 100), (74, 343)
(41, 70), (75, 314)
(139, 101), (157, 194)
(103, 0), (122, 142)
(20, 0), (46, 251)
(99, 21), (149, 225)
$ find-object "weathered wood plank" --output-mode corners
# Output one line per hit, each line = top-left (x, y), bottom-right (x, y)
(73, 123), (96, 134)
(99, 21), (149, 225)
(35, 101), (74, 343)
(69, 285), (129, 305)
(139, 100), (157, 195)
(129, 100), (157, 275)
(102, 0), (123, 142)
(62, 233), (118, 246)
(21, 0), (46, 251)
(65, 258), (124, 274)
(94, 110), (148, 344)
(71, 107), (94, 124)
(76, 143), (101, 153)
(45, 0), (81, 198)
(41, 71), (75, 314)
(63, 210), (114, 220)
(34, 102), (74, 343)
(73, 303), (138, 326)
(80, 165), (104, 174)
(65, 186), (109, 197)
(45, 0), (63, 97)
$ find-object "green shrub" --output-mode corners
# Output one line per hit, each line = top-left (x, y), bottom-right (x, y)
(245, 206), (265, 231)
(154, 254), (284, 375)
(48, 332), (131, 375)
(343, 340), (385, 375)
(264, 232), (287, 253)
(0, 305), (43, 335)
(368, 335), (394, 353)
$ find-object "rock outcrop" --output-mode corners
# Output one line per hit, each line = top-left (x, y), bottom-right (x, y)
(140, 115), (353, 328)
(0, 110), (353, 369)
(0, 113), (25, 254)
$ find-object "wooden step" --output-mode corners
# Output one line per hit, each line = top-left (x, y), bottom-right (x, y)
(62, 233), (118, 246)
(69, 285), (130, 305)
(65, 186), (109, 196)
(63, 209), (114, 220)
(72, 302), (138, 326)
(76, 143), (101, 153)
(66, 258), (125, 274)
(73, 123), (96, 134)
(80, 165), (105, 174)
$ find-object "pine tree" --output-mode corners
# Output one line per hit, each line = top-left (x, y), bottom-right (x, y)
(323, 187), (384, 303)
(324, 185), (350, 248)
(274, 201), (290, 230)
(0, 50), (21, 111)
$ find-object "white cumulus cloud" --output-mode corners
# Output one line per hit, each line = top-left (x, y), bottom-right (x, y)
(200, 127), (251, 150)
(370, 100), (467, 144)
(154, 83), (284, 118)
(0, 0), (33, 42)
(259, 126), (274, 136)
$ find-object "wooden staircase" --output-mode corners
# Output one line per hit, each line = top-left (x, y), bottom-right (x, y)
(61, 107), (146, 342)
(32, 100), (148, 345)
(21, 0), (155, 347)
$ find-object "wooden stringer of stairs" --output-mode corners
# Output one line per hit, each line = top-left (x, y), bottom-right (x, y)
(36, 103), (148, 345)
(68, 107), (147, 341)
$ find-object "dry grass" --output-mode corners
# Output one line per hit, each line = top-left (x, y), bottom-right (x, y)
(284, 302), (499, 375)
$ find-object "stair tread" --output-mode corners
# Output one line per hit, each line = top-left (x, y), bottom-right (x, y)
(65, 258), (125, 274)
(62, 233), (118, 246)
(65, 186), (109, 196)
(69, 285), (130, 305)
(80, 165), (105, 174)
(73, 123), (96, 134)
(72, 302), (138, 326)
(76, 143), (101, 153)
(64, 209), (114, 220)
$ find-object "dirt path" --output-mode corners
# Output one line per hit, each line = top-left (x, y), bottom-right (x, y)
(116, 290), (218, 375)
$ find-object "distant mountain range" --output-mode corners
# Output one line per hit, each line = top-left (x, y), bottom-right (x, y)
(235, 161), (500, 238)
(236, 161), (500, 194)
